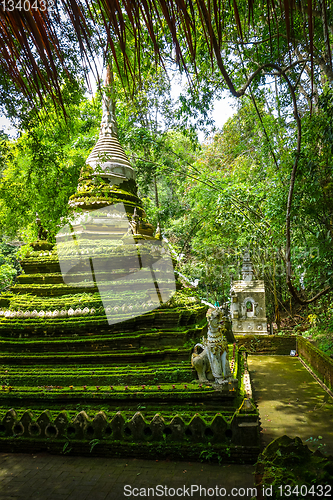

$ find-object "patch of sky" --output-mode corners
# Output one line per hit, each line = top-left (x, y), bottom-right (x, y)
(0, 64), (236, 143)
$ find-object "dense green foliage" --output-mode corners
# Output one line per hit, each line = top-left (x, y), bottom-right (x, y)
(1, 83), (333, 332)
(0, 243), (20, 292)
(257, 435), (333, 496)
(0, 0), (333, 336)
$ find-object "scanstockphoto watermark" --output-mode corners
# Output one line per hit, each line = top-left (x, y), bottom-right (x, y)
(56, 203), (176, 326)
(202, 245), (320, 263)
(124, 484), (332, 498)
(124, 485), (259, 498)
(201, 246), (320, 278)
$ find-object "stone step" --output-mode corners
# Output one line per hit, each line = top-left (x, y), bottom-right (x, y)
(0, 347), (191, 365)
(0, 308), (207, 336)
(11, 281), (175, 297)
(0, 329), (201, 352)
(16, 270), (149, 285)
(0, 363), (195, 386)
(20, 255), (161, 275)
(0, 383), (237, 408)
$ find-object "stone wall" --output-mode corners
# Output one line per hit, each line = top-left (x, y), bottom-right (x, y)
(0, 408), (260, 463)
(235, 335), (297, 355)
(297, 336), (333, 391)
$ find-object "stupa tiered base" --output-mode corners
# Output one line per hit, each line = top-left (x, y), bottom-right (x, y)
(0, 84), (260, 462)
(0, 237), (259, 463)
(0, 339), (259, 463)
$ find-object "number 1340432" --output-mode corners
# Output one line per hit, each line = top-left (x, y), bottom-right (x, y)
(1, 0), (54, 11)
(278, 485), (332, 497)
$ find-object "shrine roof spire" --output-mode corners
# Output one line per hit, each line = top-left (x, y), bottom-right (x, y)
(99, 65), (118, 138)
(85, 65), (135, 184)
(241, 249), (253, 281)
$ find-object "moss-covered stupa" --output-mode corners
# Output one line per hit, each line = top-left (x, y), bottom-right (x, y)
(0, 72), (259, 462)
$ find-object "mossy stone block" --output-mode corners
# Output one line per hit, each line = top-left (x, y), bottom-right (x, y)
(36, 410), (52, 438)
(150, 414), (165, 440)
(128, 411), (146, 440)
(54, 411), (69, 439)
(210, 414), (228, 443)
(20, 410), (34, 438)
(72, 411), (90, 439)
(168, 415), (185, 441)
(91, 411), (108, 439)
(3, 409), (18, 436)
(188, 414), (206, 442)
(232, 414), (259, 446)
(111, 411), (125, 440)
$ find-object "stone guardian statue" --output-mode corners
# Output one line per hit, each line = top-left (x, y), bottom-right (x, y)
(192, 307), (233, 385)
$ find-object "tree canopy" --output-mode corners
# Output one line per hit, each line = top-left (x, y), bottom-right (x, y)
(0, 0), (333, 323)
(1, 0), (332, 104)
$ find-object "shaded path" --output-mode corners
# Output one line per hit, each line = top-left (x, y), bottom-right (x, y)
(2, 355), (333, 499)
(248, 355), (333, 455)
(0, 453), (255, 499)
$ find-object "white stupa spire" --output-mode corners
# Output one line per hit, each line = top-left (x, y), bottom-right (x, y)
(99, 66), (118, 138)
(242, 249), (253, 281)
(86, 66), (135, 185)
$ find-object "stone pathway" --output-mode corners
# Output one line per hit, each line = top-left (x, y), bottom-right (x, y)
(248, 355), (333, 455)
(1, 354), (333, 499)
(0, 453), (255, 499)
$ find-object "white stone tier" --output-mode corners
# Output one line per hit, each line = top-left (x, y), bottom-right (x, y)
(231, 279), (265, 293)
(86, 136), (135, 184)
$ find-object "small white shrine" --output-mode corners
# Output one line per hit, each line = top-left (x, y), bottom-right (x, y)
(230, 251), (268, 335)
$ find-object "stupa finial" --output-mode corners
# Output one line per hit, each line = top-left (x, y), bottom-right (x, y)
(99, 65), (118, 138)
(242, 249), (253, 281)
(85, 65), (135, 184)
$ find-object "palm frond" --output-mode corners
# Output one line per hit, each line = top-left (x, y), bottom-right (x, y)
(0, 0), (329, 109)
